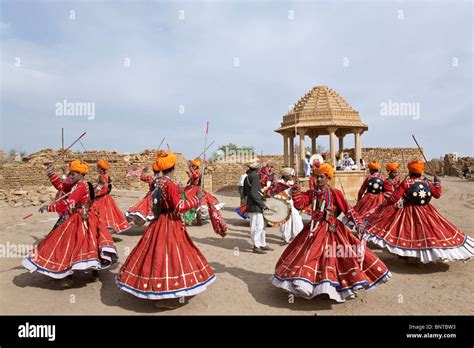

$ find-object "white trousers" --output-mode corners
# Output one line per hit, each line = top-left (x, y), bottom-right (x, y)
(249, 213), (266, 248)
(280, 203), (304, 243)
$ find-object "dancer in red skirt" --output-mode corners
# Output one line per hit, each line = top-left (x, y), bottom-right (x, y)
(116, 151), (216, 309)
(184, 159), (227, 236)
(125, 162), (160, 226)
(184, 159), (225, 210)
(92, 159), (131, 234)
(23, 160), (118, 287)
(383, 162), (401, 194)
(46, 163), (74, 231)
(365, 160), (474, 263)
(271, 163), (391, 302)
(353, 162), (386, 218)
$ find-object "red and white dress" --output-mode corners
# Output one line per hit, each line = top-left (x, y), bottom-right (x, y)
(92, 174), (131, 234)
(125, 172), (156, 223)
(365, 176), (474, 263)
(354, 173), (387, 219)
(23, 174), (118, 279)
(116, 175), (216, 299)
(272, 186), (391, 302)
(47, 170), (73, 230)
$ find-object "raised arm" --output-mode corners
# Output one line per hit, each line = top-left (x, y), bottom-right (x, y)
(96, 174), (109, 196)
(140, 169), (155, 184)
(292, 189), (311, 211)
(47, 166), (74, 193)
(47, 181), (88, 215)
(427, 177), (442, 199)
(167, 181), (200, 214)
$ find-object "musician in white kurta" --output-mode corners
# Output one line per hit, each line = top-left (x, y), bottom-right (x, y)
(278, 168), (304, 245)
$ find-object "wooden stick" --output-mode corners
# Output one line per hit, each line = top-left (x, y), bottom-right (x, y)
(50, 132), (86, 165)
(411, 135), (436, 175)
(200, 122), (209, 189)
(195, 140), (215, 159)
(156, 137), (166, 152)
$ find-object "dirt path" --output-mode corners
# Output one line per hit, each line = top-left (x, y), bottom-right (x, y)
(1, 176), (473, 315)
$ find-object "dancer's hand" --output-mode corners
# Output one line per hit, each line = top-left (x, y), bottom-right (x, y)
(39, 205), (48, 213)
(45, 164), (54, 175)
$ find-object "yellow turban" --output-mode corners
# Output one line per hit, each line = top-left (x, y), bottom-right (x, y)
(155, 150), (176, 172)
(97, 159), (110, 171)
(368, 162), (381, 170)
(313, 162), (334, 180)
(190, 159), (201, 168)
(386, 162), (400, 172)
(69, 160), (89, 174)
(407, 160), (424, 175)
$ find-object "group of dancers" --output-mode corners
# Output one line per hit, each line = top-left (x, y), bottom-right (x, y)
(21, 148), (473, 308)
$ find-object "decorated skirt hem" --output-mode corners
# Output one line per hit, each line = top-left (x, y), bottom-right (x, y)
(125, 211), (155, 222)
(115, 274), (216, 300)
(366, 233), (474, 263)
(22, 246), (118, 280)
(271, 271), (391, 303)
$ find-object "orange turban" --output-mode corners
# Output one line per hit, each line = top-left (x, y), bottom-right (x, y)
(190, 159), (201, 168)
(155, 150), (176, 172)
(69, 160), (89, 174)
(407, 160), (424, 175)
(152, 162), (160, 172)
(97, 159), (110, 171)
(368, 162), (381, 170)
(313, 162), (335, 180)
(386, 162), (400, 172)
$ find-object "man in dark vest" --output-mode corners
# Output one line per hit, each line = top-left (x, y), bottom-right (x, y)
(244, 160), (272, 254)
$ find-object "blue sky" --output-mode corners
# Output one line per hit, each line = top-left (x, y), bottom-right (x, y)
(0, 0), (472, 160)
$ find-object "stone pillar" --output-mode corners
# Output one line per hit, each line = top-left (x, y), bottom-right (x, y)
(338, 135), (344, 157)
(355, 130), (361, 170)
(298, 128), (306, 175)
(289, 135), (295, 170)
(328, 127), (337, 168)
(283, 133), (289, 166)
(311, 135), (317, 154)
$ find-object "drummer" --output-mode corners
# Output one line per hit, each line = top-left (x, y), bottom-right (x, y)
(278, 167), (304, 245)
(244, 160), (272, 254)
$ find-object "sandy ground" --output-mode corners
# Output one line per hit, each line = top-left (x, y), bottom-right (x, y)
(1, 176), (473, 315)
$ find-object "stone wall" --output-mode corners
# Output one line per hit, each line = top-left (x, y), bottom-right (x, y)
(0, 148), (191, 191)
(344, 147), (423, 177)
(440, 154), (474, 177)
(206, 155), (285, 192)
(1, 147), (469, 207)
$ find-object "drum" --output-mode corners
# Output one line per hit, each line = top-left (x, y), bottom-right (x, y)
(263, 197), (291, 227)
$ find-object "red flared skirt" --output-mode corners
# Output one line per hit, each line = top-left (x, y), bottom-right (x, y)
(125, 192), (154, 222)
(184, 186), (224, 209)
(365, 203), (474, 263)
(353, 193), (386, 219)
(116, 211), (215, 299)
(272, 220), (390, 302)
(93, 194), (131, 234)
(23, 207), (118, 279)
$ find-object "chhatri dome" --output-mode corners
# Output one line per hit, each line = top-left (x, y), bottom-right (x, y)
(275, 85), (368, 173)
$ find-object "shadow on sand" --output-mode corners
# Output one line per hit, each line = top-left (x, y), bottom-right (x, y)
(209, 261), (335, 312)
